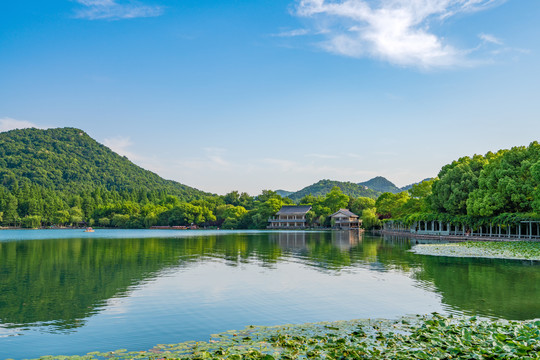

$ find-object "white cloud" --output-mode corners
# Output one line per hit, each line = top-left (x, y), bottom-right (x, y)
(0, 117), (43, 132)
(73, 0), (163, 20)
(295, 0), (507, 68)
(479, 33), (503, 45)
(202, 147), (231, 167)
(272, 28), (311, 37)
(103, 136), (138, 158)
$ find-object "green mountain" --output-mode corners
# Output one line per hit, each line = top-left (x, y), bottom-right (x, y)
(0, 127), (209, 199)
(288, 179), (380, 202)
(275, 189), (293, 197)
(358, 176), (400, 194)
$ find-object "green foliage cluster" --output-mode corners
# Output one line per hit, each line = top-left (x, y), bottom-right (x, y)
(288, 179), (379, 202)
(0, 182), (297, 229)
(359, 179), (435, 229)
(378, 142), (540, 228)
(29, 314), (540, 359)
(0, 128), (208, 198)
(432, 142), (540, 217)
(0, 128), (300, 229)
(297, 186), (375, 228)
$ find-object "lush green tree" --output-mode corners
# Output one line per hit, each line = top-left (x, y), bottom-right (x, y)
(467, 143), (540, 216)
(111, 214), (130, 228)
(375, 192), (410, 218)
(409, 178), (434, 199)
(349, 197), (376, 215)
(298, 194), (319, 205)
(3, 194), (19, 226)
(21, 215), (41, 229)
(52, 210), (70, 225)
(98, 217), (110, 226)
(430, 154), (489, 215)
(361, 208), (381, 229)
(323, 187), (349, 213)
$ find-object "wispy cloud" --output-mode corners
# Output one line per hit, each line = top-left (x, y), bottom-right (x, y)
(0, 117), (44, 132)
(272, 28), (311, 37)
(73, 0), (163, 20)
(306, 153), (339, 159)
(202, 147), (230, 167)
(103, 136), (139, 159)
(294, 0), (508, 68)
(479, 33), (503, 45)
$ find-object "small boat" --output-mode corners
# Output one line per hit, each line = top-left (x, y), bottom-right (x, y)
(84, 227), (95, 232)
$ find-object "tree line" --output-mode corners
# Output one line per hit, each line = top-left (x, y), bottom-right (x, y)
(0, 180), (380, 229)
(366, 141), (540, 228)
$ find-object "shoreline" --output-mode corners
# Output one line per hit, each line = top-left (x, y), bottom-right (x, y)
(375, 229), (540, 243)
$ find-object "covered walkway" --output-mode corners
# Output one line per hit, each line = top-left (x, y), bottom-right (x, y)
(383, 220), (540, 240)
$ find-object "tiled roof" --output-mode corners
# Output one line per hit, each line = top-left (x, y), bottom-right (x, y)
(330, 209), (359, 218)
(276, 205), (312, 215)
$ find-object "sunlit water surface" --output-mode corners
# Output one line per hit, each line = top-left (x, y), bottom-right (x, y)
(1, 229), (539, 359)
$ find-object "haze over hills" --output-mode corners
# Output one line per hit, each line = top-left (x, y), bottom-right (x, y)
(275, 190), (294, 198)
(0, 127), (210, 200)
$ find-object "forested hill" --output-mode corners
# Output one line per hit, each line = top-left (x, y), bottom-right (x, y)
(288, 179), (380, 202)
(0, 127), (208, 199)
(358, 176), (400, 194)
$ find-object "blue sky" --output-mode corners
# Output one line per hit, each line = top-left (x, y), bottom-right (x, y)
(1, 0), (539, 195)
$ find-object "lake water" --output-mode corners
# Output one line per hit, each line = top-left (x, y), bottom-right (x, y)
(1, 229), (539, 359)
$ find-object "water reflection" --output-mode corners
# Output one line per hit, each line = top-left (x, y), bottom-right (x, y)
(381, 234), (540, 320)
(0, 230), (539, 343)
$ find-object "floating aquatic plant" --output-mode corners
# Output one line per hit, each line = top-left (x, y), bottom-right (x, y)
(411, 241), (540, 261)
(28, 313), (540, 359)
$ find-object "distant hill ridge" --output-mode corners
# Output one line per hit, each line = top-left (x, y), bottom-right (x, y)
(286, 179), (380, 202)
(358, 176), (400, 194)
(282, 176), (431, 202)
(0, 127), (209, 200)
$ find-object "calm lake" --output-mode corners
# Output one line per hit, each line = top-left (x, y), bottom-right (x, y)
(1, 229), (539, 359)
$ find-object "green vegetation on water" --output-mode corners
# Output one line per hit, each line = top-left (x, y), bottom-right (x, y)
(412, 241), (540, 261)
(29, 314), (540, 359)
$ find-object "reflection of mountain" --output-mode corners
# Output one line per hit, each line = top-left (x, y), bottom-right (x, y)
(2, 231), (538, 333)
(0, 237), (185, 329)
(0, 232), (383, 331)
(0, 233), (288, 331)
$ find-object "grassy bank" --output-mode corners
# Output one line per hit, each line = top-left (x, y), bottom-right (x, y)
(30, 314), (540, 359)
(411, 241), (540, 261)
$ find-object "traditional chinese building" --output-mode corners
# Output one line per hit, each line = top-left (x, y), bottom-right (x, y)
(268, 205), (312, 229)
(329, 209), (360, 229)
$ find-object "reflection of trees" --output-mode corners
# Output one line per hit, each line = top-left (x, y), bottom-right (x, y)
(2, 231), (537, 332)
(0, 237), (184, 330)
(0, 234), (286, 330)
(0, 231), (387, 331)
(413, 255), (540, 320)
(270, 231), (411, 272)
(378, 234), (540, 320)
